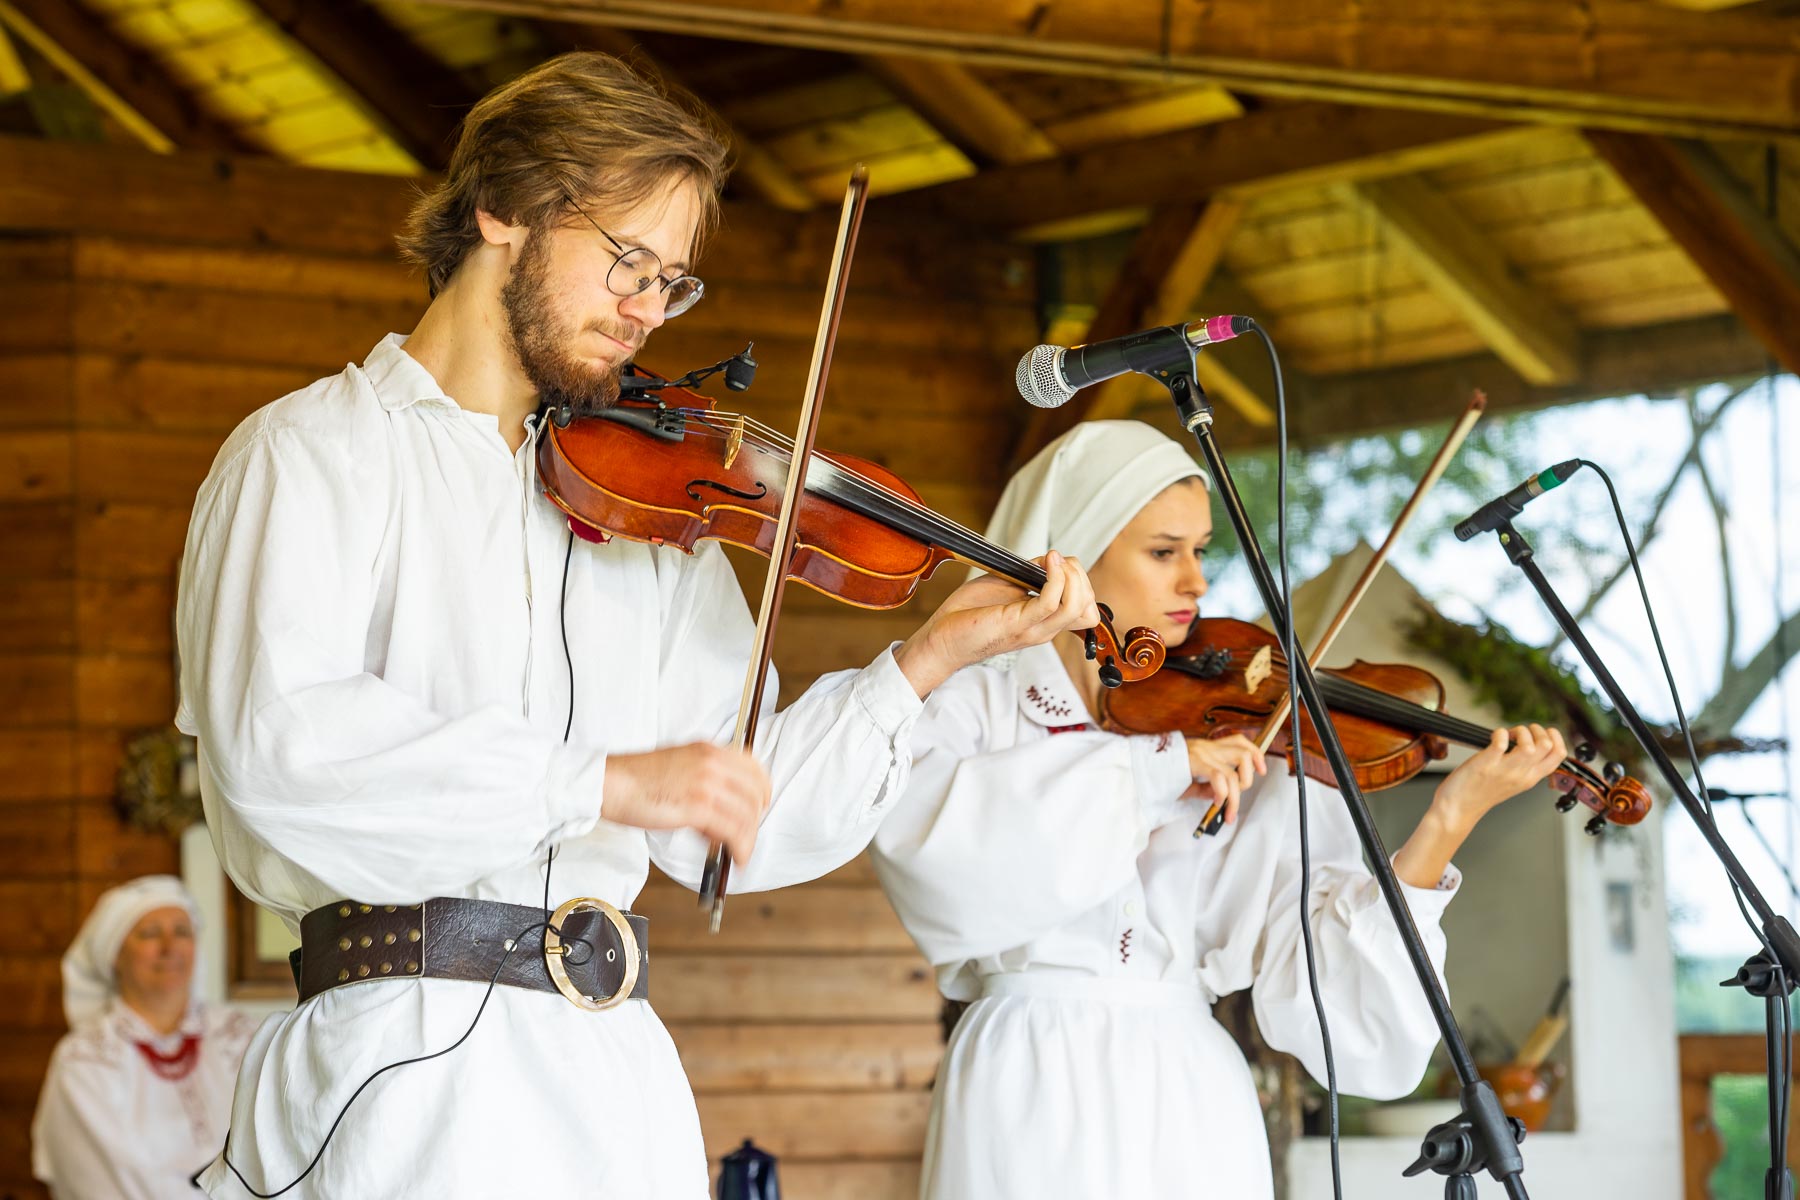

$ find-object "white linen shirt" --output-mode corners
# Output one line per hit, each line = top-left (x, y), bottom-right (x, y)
(872, 640), (1460, 1099)
(175, 334), (924, 1198)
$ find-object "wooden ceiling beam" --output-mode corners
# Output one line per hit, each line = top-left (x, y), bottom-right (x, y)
(1009, 197), (1258, 470)
(862, 57), (1056, 167)
(1265, 312), (1771, 448)
(894, 103), (1523, 231)
(0, 0), (254, 154)
(246, 0), (474, 170)
(1586, 131), (1800, 379)
(0, 21), (29, 93)
(1040, 87), (1243, 152)
(405, 0), (1800, 139)
(1335, 175), (1580, 386)
(541, 21), (815, 211)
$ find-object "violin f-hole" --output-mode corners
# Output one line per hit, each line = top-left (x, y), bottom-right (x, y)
(686, 478), (768, 503)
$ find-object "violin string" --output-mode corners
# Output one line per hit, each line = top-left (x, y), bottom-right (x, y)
(1285, 668), (1611, 793)
(664, 408), (1046, 583)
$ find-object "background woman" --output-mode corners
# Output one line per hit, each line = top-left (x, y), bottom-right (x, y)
(32, 875), (260, 1200)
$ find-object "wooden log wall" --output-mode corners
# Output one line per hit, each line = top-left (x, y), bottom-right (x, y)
(0, 134), (1037, 1199)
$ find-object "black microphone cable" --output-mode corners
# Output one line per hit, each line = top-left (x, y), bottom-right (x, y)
(1252, 323), (1345, 1199)
(213, 517), (592, 1197)
(1577, 457), (1792, 1182)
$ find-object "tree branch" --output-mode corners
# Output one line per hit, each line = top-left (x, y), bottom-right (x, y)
(1551, 382), (1757, 648)
(1695, 607), (1800, 738)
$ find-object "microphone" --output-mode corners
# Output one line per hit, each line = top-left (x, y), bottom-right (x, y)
(1015, 315), (1256, 409)
(1453, 460), (1582, 540)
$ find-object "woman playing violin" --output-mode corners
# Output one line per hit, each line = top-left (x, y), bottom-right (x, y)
(872, 420), (1570, 1199)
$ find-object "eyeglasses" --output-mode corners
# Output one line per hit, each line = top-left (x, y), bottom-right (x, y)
(564, 194), (705, 318)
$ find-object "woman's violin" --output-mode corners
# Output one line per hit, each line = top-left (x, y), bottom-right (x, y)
(1099, 617), (1653, 833)
(536, 387), (1167, 686)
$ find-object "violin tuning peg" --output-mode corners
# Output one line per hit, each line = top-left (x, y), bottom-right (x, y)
(1097, 658), (1123, 689)
(1584, 816), (1606, 837)
(1604, 762), (1626, 785)
(1554, 795), (1577, 813)
(1084, 630), (1099, 661)
(1574, 742), (1596, 762)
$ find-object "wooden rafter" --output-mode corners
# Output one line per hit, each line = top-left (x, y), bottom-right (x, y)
(0, 0), (254, 154)
(1268, 313), (1770, 449)
(862, 57), (1056, 167)
(1009, 197), (1257, 470)
(245, 0), (474, 170)
(542, 21), (814, 211)
(1587, 131), (1800, 379)
(402, 0), (1800, 140)
(896, 103), (1523, 232)
(1040, 87), (1243, 152)
(0, 20), (28, 93)
(1335, 175), (1580, 386)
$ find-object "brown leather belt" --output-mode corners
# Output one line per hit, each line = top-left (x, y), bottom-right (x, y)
(295, 896), (649, 1009)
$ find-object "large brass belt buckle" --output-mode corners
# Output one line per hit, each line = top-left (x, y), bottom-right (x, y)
(544, 897), (639, 1012)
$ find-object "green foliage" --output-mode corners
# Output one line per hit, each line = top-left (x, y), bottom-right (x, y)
(1401, 605), (1641, 769)
(1711, 1074), (1784, 1200)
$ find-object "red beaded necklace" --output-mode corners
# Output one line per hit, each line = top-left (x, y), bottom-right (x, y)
(134, 1035), (202, 1082)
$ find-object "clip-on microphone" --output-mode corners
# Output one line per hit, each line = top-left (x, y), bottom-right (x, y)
(551, 343), (758, 428)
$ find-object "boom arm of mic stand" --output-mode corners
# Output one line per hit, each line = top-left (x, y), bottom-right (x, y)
(1482, 518), (1799, 1199)
(1162, 367), (1530, 1199)
(1485, 521), (1800, 976)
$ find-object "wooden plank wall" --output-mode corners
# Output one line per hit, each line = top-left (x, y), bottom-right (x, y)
(0, 135), (1037, 1199)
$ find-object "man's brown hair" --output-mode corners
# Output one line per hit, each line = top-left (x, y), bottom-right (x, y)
(399, 52), (731, 297)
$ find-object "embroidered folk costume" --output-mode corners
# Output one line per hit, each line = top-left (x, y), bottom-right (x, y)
(873, 423), (1459, 1199)
(32, 877), (259, 1200)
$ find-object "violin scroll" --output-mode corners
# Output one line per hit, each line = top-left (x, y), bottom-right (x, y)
(1550, 765), (1653, 834)
(1084, 604), (1166, 687)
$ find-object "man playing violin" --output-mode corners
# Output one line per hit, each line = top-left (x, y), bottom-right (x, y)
(174, 52), (1100, 1198)
(873, 420), (1571, 1199)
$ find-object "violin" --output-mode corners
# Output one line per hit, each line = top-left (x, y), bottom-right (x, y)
(1099, 617), (1653, 833)
(536, 390), (1168, 686)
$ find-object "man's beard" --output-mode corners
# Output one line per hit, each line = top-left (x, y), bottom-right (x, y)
(501, 229), (634, 419)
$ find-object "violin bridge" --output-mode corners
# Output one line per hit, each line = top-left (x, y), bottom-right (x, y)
(722, 413), (745, 471)
(1244, 645), (1273, 695)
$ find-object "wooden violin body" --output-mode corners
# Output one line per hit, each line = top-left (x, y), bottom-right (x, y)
(541, 398), (946, 610)
(1101, 617), (1653, 830)
(538, 394), (1166, 682)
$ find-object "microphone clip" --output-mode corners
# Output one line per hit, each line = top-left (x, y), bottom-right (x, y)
(620, 342), (758, 398)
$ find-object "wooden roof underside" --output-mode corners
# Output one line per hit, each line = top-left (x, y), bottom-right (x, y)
(1, 0), (1795, 446)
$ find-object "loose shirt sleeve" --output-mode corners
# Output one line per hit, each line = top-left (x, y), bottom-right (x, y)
(176, 424), (604, 904)
(644, 542), (926, 892)
(872, 671), (1193, 964)
(1203, 776), (1459, 1100)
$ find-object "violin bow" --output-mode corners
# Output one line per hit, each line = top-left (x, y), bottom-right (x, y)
(698, 165), (870, 932)
(1197, 390), (1486, 834)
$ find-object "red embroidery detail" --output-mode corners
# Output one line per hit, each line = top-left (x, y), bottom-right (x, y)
(1154, 732), (1174, 753)
(1119, 928), (1133, 964)
(1024, 685), (1073, 719)
(1046, 723), (1091, 735)
(134, 1035), (202, 1082)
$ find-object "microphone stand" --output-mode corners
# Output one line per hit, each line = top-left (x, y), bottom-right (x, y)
(1155, 354), (1529, 1199)
(1477, 518), (1800, 1200)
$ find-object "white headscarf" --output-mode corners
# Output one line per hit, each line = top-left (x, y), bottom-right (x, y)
(981, 420), (1209, 571)
(61, 875), (199, 1029)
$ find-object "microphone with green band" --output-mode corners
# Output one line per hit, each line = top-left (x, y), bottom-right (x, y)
(1454, 460), (1582, 541)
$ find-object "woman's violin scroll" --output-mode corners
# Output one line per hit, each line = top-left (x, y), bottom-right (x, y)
(1099, 617), (1653, 833)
